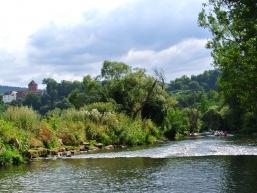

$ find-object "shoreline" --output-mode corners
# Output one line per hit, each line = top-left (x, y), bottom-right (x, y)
(25, 140), (167, 161)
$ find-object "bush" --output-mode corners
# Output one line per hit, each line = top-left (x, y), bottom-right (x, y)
(118, 118), (147, 145)
(163, 108), (189, 139)
(0, 149), (24, 166)
(38, 122), (58, 148)
(0, 119), (28, 151)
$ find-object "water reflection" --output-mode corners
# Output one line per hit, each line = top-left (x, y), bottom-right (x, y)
(221, 156), (257, 193)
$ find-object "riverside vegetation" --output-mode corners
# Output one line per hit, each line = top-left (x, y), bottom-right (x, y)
(1, 0), (257, 166)
(0, 62), (222, 166)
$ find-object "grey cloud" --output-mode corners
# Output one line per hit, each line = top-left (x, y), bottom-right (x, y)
(1, 0), (212, 86)
(27, 0), (209, 68)
(120, 38), (212, 80)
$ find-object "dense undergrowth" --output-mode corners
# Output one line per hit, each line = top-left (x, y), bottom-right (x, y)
(0, 105), (164, 166)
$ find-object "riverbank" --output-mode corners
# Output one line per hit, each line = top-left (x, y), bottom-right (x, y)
(25, 140), (164, 160)
(0, 106), (167, 166)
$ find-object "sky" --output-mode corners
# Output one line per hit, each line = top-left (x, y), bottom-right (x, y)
(0, 0), (211, 87)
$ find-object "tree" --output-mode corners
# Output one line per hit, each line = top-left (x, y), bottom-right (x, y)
(198, 0), (257, 132)
(23, 93), (41, 110)
(163, 108), (189, 139)
(186, 108), (200, 133)
(202, 108), (222, 131)
(105, 68), (169, 118)
(0, 95), (4, 113)
(42, 78), (58, 109)
(101, 60), (131, 80)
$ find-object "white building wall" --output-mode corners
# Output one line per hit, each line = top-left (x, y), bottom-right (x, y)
(3, 91), (17, 103)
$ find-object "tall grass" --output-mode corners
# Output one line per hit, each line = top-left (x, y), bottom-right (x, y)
(4, 106), (40, 132)
(0, 104), (162, 165)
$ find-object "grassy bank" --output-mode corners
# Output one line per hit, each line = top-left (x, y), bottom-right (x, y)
(0, 105), (165, 166)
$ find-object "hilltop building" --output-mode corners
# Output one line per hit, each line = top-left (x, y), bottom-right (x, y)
(2, 80), (43, 104)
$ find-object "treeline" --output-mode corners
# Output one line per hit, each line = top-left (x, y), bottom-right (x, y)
(0, 61), (226, 165)
(167, 69), (224, 133)
(0, 61), (177, 165)
(168, 69), (219, 93)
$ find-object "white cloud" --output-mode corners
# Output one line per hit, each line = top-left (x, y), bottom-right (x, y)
(120, 38), (212, 80)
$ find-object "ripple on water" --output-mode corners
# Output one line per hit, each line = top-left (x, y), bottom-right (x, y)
(1, 137), (257, 193)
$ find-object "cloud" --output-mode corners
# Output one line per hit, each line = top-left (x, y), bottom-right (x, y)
(120, 38), (212, 80)
(0, 0), (211, 86)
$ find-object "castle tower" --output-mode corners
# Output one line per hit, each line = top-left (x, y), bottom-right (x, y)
(28, 80), (38, 92)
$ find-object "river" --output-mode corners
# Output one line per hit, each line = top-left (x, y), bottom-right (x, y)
(1, 136), (257, 193)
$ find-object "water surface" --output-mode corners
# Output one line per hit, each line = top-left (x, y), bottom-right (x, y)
(1, 137), (257, 193)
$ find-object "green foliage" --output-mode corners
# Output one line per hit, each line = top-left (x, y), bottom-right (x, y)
(163, 108), (189, 139)
(4, 106), (40, 132)
(201, 108), (222, 131)
(0, 97), (4, 114)
(199, 0), (257, 132)
(186, 108), (201, 133)
(0, 119), (27, 166)
(104, 68), (170, 119)
(0, 148), (24, 166)
(84, 102), (117, 113)
(0, 60), (230, 166)
(42, 107), (160, 146)
(33, 78), (83, 113)
(23, 93), (41, 110)
(101, 60), (131, 80)
(0, 119), (28, 151)
(168, 70), (220, 93)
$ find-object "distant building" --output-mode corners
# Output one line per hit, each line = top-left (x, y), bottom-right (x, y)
(17, 80), (43, 100)
(3, 81), (43, 103)
(3, 91), (17, 103)
(29, 80), (38, 91)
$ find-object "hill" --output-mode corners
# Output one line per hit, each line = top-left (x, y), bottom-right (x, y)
(0, 85), (26, 94)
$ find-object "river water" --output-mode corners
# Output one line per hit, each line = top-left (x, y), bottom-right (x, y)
(1, 137), (257, 193)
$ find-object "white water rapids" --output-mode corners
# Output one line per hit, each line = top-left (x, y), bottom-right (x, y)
(70, 137), (257, 159)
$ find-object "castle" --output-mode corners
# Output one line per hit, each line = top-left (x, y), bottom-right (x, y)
(2, 80), (43, 103)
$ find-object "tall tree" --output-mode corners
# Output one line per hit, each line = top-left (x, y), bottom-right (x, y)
(101, 61), (131, 80)
(198, 0), (257, 131)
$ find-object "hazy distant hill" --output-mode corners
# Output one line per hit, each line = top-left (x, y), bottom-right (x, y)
(0, 85), (26, 94)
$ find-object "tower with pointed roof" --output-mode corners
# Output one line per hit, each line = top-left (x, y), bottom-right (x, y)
(28, 80), (38, 92)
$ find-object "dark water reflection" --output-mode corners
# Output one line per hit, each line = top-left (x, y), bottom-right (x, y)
(1, 138), (257, 193)
(1, 156), (257, 193)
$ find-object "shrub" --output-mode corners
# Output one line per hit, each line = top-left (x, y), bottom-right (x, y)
(0, 119), (28, 151)
(0, 149), (24, 166)
(38, 122), (58, 148)
(119, 119), (147, 146)
(61, 108), (86, 122)
(59, 130), (79, 146)
(163, 108), (189, 139)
